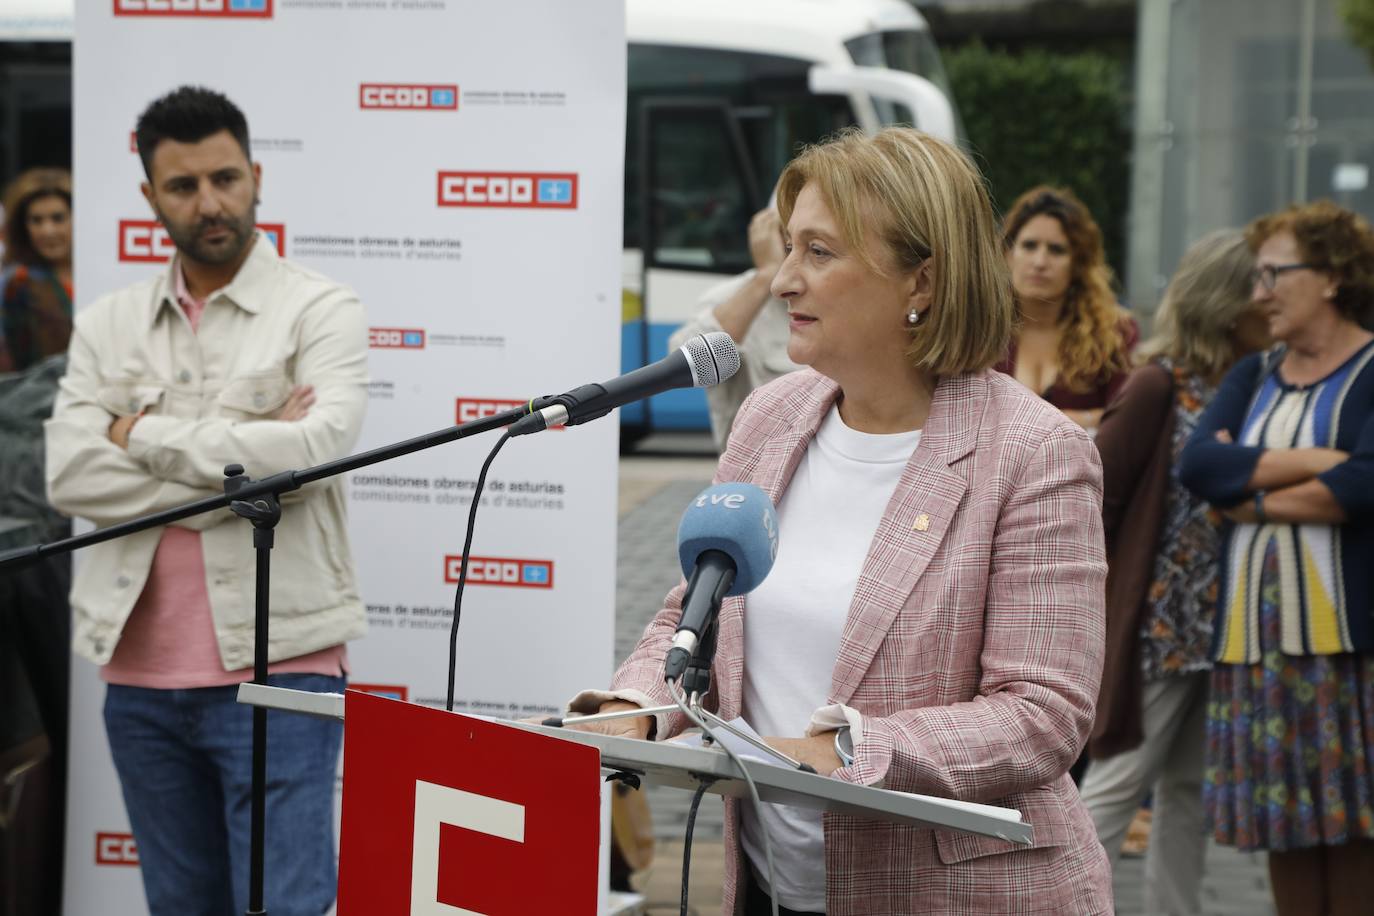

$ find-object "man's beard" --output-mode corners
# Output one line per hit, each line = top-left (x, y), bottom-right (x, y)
(158, 202), (257, 267)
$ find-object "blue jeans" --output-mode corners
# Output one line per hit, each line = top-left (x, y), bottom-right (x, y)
(103, 674), (344, 916)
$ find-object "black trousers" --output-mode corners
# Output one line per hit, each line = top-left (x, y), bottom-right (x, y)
(0, 551), (71, 916)
(743, 869), (825, 916)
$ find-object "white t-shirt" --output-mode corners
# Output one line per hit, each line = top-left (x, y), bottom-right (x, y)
(739, 404), (921, 911)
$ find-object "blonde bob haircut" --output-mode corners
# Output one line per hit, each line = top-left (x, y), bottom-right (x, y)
(1137, 229), (1255, 380)
(774, 127), (1013, 375)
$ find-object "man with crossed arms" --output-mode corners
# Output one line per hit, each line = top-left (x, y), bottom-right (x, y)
(46, 85), (367, 916)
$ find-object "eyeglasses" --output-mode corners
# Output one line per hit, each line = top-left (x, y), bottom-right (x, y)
(1250, 262), (1315, 291)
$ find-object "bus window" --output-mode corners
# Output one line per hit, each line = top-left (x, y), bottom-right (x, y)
(845, 29), (955, 98)
(645, 105), (757, 273)
(626, 43), (857, 261)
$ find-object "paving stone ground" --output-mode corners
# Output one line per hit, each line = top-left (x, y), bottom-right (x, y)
(614, 450), (1276, 915)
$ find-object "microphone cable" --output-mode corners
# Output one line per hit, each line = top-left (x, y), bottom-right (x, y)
(679, 777), (714, 916)
(667, 678), (781, 916)
(445, 429), (513, 712)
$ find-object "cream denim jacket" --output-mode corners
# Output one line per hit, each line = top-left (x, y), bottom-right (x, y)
(46, 235), (369, 668)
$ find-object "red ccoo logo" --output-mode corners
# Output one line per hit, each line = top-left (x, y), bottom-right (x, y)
(444, 555), (554, 589)
(456, 397), (523, 424)
(360, 84), (458, 110)
(114, 0), (273, 17)
(436, 172), (578, 209)
(118, 220), (285, 262)
(95, 832), (140, 866)
(456, 397), (563, 429)
(369, 328), (426, 349)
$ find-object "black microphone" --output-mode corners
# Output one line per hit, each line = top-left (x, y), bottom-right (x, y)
(509, 332), (739, 436)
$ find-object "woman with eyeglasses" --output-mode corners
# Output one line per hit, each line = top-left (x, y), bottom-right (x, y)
(1180, 200), (1374, 916)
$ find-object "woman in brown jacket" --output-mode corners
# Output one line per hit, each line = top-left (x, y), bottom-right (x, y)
(1078, 230), (1269, 915)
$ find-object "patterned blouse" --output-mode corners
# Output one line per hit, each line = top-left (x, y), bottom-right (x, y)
(1139, 359), (1223, 680)
(0, 263), (72, 373)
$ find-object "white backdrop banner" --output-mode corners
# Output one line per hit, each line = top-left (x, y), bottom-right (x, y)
(67, 1), (624, 912)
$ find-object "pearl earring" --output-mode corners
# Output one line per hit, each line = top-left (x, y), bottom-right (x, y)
(906, 306), (924, 327)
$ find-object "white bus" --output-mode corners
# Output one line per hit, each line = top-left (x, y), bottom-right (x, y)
(620, 0), (961, 438)
(1, 0), (959, 439)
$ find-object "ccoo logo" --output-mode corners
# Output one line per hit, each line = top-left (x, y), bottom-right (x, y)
(436, 172), (578, 209)
(369, 328), (426, 349)
(360, 84), (458, 110)
(444, 555), (554, 589)
(114, 0), (272, 17)
(456, 397), (563, 429)
(118, 220), (285, 262)
(95, 832), (140, 866)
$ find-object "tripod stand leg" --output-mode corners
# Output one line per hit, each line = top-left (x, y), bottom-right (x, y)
(247, 527), (273, 916)
(226, 462), (282, 916)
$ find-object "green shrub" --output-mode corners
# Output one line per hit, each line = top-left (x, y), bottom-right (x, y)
(1341, 0), (1374, 69)
(944, 42), (1131, 282)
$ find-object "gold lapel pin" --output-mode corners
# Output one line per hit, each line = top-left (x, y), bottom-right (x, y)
(913, 513), (930, 532)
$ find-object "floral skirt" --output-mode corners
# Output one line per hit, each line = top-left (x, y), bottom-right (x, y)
(1204, 540), (1374, 851)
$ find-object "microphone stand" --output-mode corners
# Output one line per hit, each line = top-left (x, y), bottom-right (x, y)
(0, 400), (547, 916)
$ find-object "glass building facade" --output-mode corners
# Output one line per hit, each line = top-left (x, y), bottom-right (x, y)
(1129, 0), (1374, 316)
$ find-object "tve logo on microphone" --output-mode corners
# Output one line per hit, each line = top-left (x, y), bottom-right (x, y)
(444, 555), (554, 589)
(114, 0), (272, 17)
(369, 328), (426, 349)
(360, 84), (458, 110)
(95, 832), (139, 866)
(436, 172), (578, 209)
(118, 220), (285, 262)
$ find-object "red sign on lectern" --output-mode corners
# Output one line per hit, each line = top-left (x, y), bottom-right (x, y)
(337, 691), (600, 914)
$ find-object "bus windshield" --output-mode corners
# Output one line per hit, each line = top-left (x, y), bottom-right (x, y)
(844, 29), (961, 130)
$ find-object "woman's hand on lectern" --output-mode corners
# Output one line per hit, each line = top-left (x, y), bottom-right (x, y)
(562, 700), (653, 741)
(763, 733), (843, 776)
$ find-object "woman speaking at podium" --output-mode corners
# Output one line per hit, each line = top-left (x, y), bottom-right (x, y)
(568, 128), (1112, 915)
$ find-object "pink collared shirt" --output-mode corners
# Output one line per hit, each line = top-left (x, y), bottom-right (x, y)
(102, 263), (348, 688)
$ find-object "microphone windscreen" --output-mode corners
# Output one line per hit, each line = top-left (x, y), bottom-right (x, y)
(680, 332), (741, 388)
(676, 482), (778, 596)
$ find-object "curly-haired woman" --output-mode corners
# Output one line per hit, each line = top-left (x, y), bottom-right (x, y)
(1, 167), (73, 372)
(997, 186), (1137, 432)
(1181, 200), (1374, 916)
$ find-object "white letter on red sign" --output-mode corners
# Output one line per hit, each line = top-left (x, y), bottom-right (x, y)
(411, 781), (524, 916)
(124, 225), (151, 258)
(153, 227), (175, 259)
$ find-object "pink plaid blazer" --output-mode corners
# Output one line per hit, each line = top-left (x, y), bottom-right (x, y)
(602, 368), (1112, 914)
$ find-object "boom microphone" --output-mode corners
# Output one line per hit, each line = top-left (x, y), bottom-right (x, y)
(663, 482), (779, 682)
(509, 332), (740, 435)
